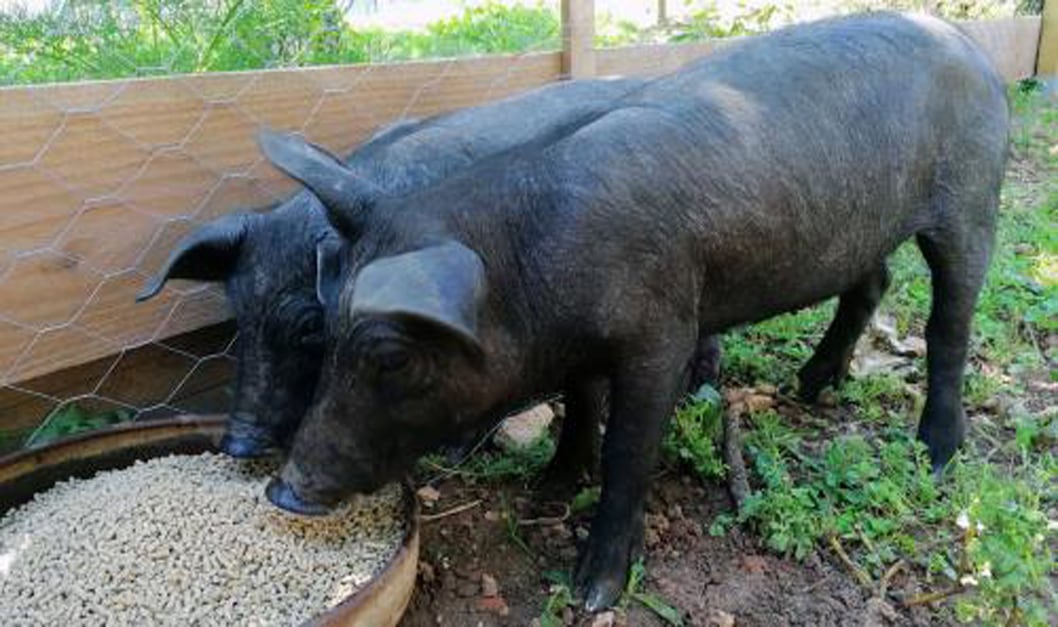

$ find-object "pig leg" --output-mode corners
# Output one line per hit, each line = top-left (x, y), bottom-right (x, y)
(545, 333), (721, 489)
(575, 341), (693, 611)
(689, 333), (723, 389)
(798, 264), (891, 402)
(543, 377), (607, 488)
(915, 223), (993, 472)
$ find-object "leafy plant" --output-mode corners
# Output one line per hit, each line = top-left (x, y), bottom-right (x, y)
(26, 402), (134, 448)
(663, 383), (726, 480)
(619, 560), (685, 626)
(0, 0), (560, 85)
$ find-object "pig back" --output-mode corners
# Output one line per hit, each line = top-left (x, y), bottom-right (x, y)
(545, 12), (1008, 329)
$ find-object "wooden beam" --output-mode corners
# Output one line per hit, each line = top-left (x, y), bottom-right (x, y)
(597, 17), (1041, 83)
(562, 0), (596, 78)
(959, 17), (1043, 82)
(1040, 0), (1058, 76)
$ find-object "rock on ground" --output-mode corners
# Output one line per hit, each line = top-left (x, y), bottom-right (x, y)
(495, 404), (555, 450)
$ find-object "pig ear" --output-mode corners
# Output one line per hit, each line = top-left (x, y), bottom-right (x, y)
(257, 128), (379, 238)
(315, 231), (344, 311)
(351, 242), (486, 356)
(136, 214), (248, 302)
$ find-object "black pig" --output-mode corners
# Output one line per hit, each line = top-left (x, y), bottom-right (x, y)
(137, 78), (661, 459)
(263, 13), (1007, 610)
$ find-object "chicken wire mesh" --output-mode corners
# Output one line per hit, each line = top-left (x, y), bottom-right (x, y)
(0, 0), (572, 453)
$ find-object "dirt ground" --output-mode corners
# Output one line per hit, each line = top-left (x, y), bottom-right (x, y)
(398, 465), (944, 626)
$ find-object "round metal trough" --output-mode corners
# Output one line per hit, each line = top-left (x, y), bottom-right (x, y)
(0, 415), (419, 627)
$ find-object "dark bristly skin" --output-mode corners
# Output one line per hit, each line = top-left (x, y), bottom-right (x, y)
(136, 77), (666, 460)
(262, 13), (1008, 610)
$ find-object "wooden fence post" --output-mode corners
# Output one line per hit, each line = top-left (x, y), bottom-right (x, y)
(561, 0), (596, 78)
(1039, 0), (1058, 76)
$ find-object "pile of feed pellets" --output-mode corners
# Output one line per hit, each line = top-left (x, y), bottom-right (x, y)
(0, 453), (405, 625)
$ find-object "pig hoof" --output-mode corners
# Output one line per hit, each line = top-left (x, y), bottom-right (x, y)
(218, 433), (278, 459)
(574, 543), (631, 612)
(583, 577), (624, 613)
(265, 478), (334, 516)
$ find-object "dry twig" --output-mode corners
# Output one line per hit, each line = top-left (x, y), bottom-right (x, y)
(904, 585), (965, 607)
(722, 409), (752, 509)
(827, 535), (873, 588)
(420, 499), (482, 522)
(518, 503), (571, 527)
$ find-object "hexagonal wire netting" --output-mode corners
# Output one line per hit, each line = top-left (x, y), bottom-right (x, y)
(0, 0), (599, 453)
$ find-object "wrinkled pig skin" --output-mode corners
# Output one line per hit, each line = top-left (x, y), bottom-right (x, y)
(267, 13), (1006, 611)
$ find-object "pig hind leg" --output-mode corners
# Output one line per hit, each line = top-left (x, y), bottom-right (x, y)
(542, 377), (607, 488)
(689, 333), (723, 389)
(915, 211), (995, 472)
(798, 264), (891, 402)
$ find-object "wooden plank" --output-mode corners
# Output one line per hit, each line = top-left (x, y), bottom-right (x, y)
(1039, 0), (1058, 76)
(595, 39), (728, 78)
(562, 0), (596, 78)
(958, 16), (1043, 82)
(0, 52), (562, 387)
(597, 17), (1041, 82)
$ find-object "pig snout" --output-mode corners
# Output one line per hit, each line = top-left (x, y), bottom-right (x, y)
(218, 412), (281, 459)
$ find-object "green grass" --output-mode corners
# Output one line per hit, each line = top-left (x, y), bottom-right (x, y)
(25, 402), (134, 448)
(0, 1), (560, 85)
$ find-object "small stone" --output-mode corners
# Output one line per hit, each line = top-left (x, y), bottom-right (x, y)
(419, 561), (436, 583)
(495, 404), (555, 450)
(591, 610), (616, 627)
(743, 394), (775, 413)
(417, 485), (441, 508)
(755, 383), (778, 396)
(476, 595), (510, 616)
(705, 608), (735, 627)
(645, 528), (661, 548)
(818, 389), (838, 408)
(484, 510), (500, 522)
(481, 572), (499, 598)
(741, 554), (768, 574)
(575, 526), (590, 541)
(561, 606), (575, 624)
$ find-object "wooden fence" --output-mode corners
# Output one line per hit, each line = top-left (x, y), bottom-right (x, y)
(0, 4), (1052, 441)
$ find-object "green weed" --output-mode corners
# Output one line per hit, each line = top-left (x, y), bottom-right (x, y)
(663, 383), (726, 480)
(619, 560), (685, 626)
(25, 402), (134, 448)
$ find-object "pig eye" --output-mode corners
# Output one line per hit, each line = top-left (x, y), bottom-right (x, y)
(374, 345), (410, 372)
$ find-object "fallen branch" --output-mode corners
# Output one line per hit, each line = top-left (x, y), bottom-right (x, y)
(722, 409), (752, 509)
(420, 499), (482, 522)
(518, 503), (571, 527)
(904, 585), (965, 608)
(827, 535), (872, 588)
(877, 560), (906, 598)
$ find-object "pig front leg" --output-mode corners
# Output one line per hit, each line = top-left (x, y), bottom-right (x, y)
(575, 340), (693, 611)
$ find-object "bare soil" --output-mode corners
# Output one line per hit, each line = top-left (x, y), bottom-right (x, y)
(398, 467), (939, 626)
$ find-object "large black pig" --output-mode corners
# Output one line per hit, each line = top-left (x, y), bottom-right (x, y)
(262, 13), (1008, 610)
(137, 77), (662, 459)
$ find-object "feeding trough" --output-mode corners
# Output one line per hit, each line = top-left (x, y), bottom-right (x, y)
(0, 416), (419, 626)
